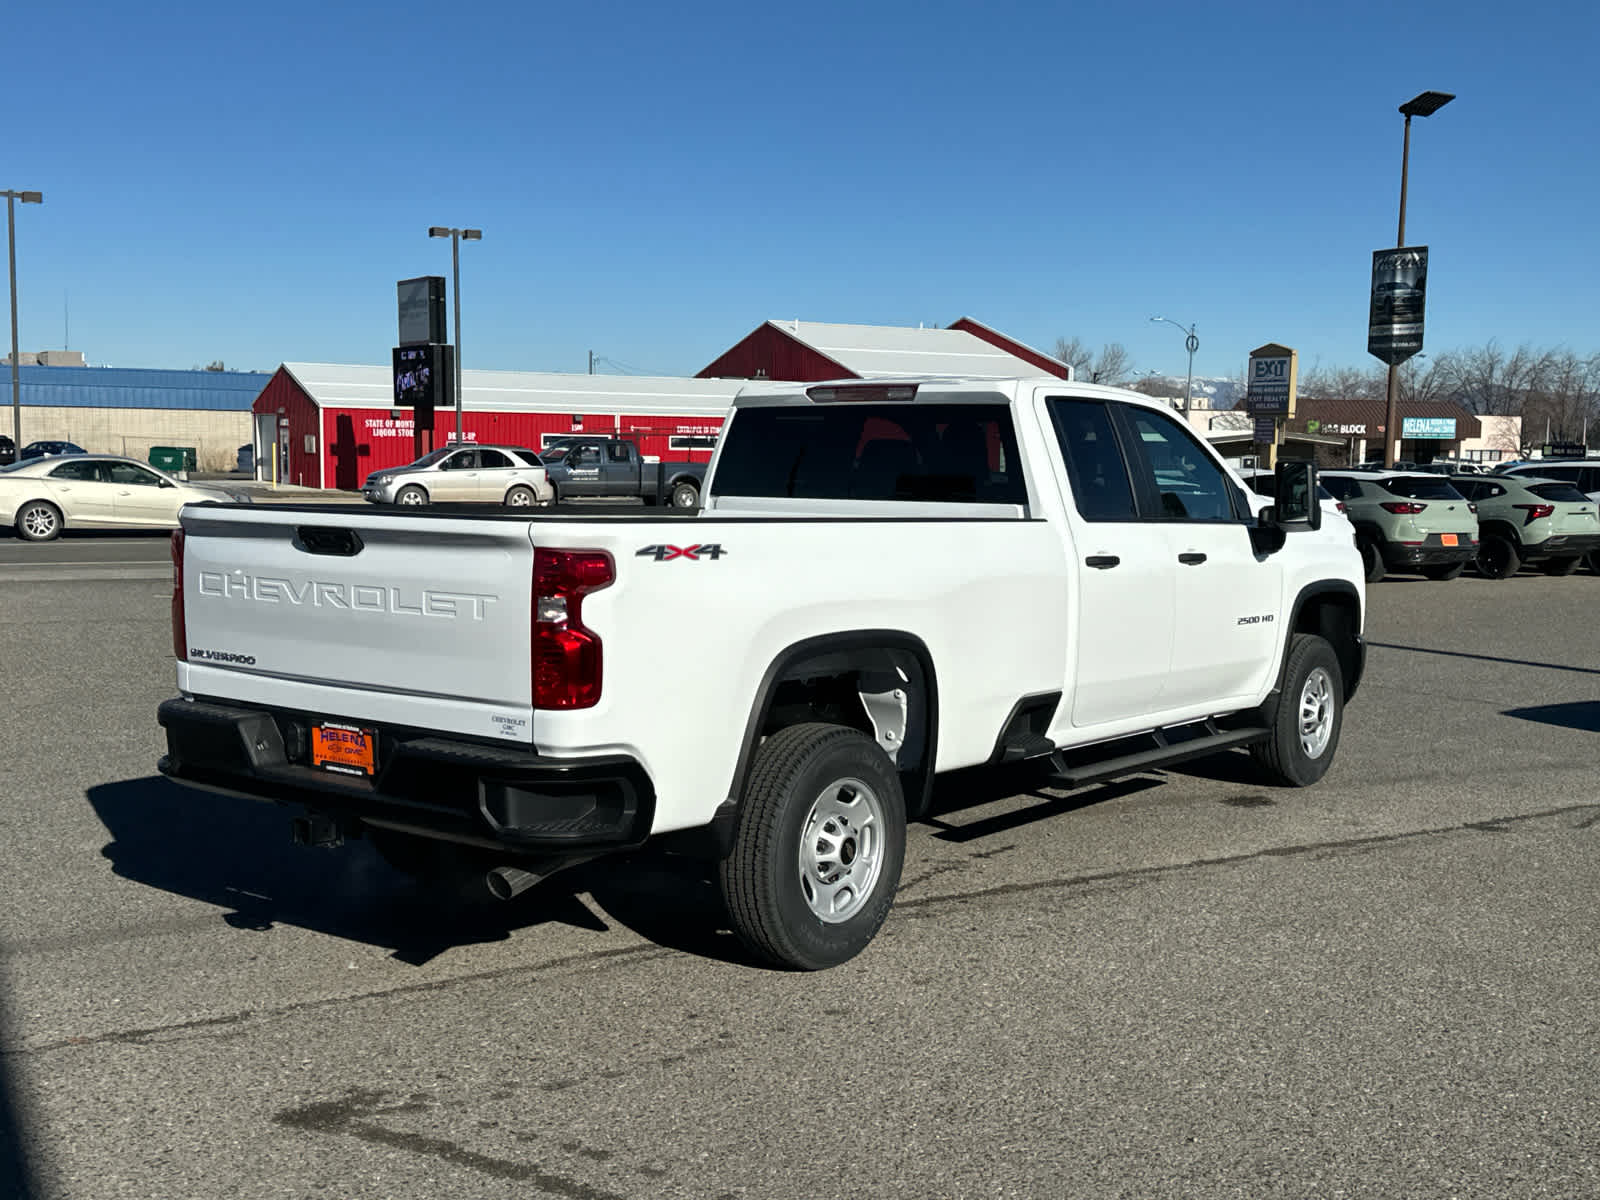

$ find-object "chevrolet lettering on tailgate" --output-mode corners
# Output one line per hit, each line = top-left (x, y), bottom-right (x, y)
(196, 572), (497, 620)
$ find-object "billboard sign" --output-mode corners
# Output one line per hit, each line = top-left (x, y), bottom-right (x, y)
(397, 276), (447, 346)
(1401, 416), (1456, 439)
(392, 343), (455, 411)
(1368, 247), (1428, 365)
(1245, 345), (1298, 416)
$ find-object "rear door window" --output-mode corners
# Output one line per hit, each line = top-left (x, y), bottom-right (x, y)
(477, 449), (513, 469)
(1321, 476), (1359, 500)
(713, 404), (1027, 504)
(1046, 399), (1138, 521)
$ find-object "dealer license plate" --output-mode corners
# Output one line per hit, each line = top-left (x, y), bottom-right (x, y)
(311, 722), (378, 776)
(1439, 534), (1458, 547)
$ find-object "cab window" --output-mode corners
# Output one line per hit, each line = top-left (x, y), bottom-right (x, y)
(1047, 399), (1137, 522)
(1122, 408), (1241, 522)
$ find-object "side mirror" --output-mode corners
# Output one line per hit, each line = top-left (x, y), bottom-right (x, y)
(1273, 459), (1321, 530)
(159, 479), (176, 489)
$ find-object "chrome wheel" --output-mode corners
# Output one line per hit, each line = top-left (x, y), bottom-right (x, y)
(19, 502), (60, 541)
(1299, 667), (1335, 760)
(505, 487), (534, 507)
(396, 487), (427, 506)
(797, 777), (886, 924)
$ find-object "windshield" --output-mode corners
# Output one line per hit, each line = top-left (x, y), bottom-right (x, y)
(405, 448), (454, 469)
(1380, 476), (1466, 501)
(539, 446), (571, 463)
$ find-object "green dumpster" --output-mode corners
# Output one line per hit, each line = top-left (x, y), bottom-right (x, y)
(150, 446), (198, 475)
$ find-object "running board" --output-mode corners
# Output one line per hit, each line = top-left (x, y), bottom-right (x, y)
(1047, 723), (1271, 790)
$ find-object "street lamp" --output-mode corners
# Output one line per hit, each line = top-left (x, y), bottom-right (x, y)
(1149, 315), (1198, 415)
(5, 189), (43, 454)
(1382, 90), (1454, 467)
(428, 225), (482, 446)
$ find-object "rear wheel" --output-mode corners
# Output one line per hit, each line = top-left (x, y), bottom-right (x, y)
(1475, 535), (1521, 580)
(503, 485), (535, 508)
(1419, 561), (1465, 581)
(1541, 555), (1582, 576)
(1357, 535), (1385, 583)
(1251, 634), (1344, 787)
(395, 485), (428, 506)
(16, 500), (62, 542)
(670, 480), (700, 509)
(719, 723), (906, 970)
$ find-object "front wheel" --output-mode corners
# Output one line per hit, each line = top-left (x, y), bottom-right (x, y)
(395, 485), (429, 506)
(16, 500), (63, 542)
(1251, 634), (1344, 787)
(719, 723), (906, 970)
(1420, 561), (1465, 581)
(670, 480), (700, 509)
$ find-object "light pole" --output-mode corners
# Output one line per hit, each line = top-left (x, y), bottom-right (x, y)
(1382, 90), (1453, 467)
(1149, 315), (1198, 415)
(5, 189), (43, 454)
(428, 225), (482, 445)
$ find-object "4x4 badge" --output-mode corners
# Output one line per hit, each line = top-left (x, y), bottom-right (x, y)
(636, 544), (726, 561)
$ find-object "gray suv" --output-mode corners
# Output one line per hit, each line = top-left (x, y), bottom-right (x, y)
(1321, 471), (1478, 582)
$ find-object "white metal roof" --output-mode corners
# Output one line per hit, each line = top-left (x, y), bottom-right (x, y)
(279, 363), (744, 415)
(758, 320), (1064, 380)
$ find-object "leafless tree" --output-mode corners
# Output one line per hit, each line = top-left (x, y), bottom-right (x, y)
(1053, 336), (1135, 385)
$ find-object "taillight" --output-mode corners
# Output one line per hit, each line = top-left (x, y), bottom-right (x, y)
(1380, 501), (1427, 514)
(1336, 502), (1347, 514)
(1514, 503), (1555, 525)
(1467, 503), (1478, 514)
(170, 529), (187, 661)
(532, 548), (615, 710)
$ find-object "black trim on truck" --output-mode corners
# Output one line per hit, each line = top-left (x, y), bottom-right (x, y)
(1269, 582), (1366, 707)
(157, 697), (655, 854)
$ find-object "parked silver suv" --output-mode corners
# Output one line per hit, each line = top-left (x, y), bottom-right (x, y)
(362, 444), (554, 507)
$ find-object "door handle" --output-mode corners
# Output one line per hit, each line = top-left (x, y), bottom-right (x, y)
(1085, 555), (1121, 569)
(1178, 552), (1208, 565)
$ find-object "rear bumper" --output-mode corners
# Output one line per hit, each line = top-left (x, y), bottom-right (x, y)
(157, 697), (654, 853)
(1382, 539), (1476, 567)
(1523, 533), (1600, 557)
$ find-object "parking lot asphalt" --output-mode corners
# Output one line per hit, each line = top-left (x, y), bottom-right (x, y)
(0, 567), (1596, 1198)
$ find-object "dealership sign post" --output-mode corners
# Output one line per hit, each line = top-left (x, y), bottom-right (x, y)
(394, 276), (450, 455)
(1245, 343), (1299, 468)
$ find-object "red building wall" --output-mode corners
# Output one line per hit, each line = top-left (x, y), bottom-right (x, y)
(697, 323), (854, 382)
(251, 368), (323, 487)
(946, 318), (1071, 379)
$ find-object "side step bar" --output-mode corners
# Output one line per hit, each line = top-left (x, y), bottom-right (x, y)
(1047, 721), (1271, 790)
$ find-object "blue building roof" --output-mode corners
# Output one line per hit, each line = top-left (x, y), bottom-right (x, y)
(7, 364), (270, 410)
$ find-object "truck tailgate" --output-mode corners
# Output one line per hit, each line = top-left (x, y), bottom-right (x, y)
(176, 506), (535, 742)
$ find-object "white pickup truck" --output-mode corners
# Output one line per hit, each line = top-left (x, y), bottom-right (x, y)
(158, 377), (1365, 969)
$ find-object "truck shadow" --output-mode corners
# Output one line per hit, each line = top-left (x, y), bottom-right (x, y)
(85, 776), (762, 969)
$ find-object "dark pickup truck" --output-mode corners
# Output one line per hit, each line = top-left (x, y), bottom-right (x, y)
(540, 437), (707, 507)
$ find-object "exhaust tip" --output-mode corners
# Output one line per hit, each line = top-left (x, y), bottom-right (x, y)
(485, 865), (541, 901)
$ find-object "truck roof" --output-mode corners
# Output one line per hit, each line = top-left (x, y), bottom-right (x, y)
(729, 376), (1170, 411)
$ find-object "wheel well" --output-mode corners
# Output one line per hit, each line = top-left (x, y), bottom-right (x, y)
(1477, 519), (1518, 545)
(1292, 592), (1362, 699)
(715, 634), (939, 850)
(669, 474), (700, 491)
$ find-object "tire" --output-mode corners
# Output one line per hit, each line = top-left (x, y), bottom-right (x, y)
(1419, 561), (1465, 581)
(719, 723), (906, 971)
(1540, 555), (1582, 577)
(670, 481), (700, 509)
(1357, 535), (1385, 583)
(1587, 551), (1600, 576)
(503, 485), (536, 508)
(16, 500), (62, 542)
(1475, 535), (1521, 580)
(1251, 634), (1344, 787)
(395, 485), (429, 506)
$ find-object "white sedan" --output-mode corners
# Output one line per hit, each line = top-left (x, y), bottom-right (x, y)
(0, 454), (249, 541)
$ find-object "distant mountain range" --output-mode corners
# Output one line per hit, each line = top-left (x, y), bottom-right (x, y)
(1130, 374), (1245, 409)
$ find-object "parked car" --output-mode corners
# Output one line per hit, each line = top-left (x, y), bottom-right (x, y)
(361, 444), (554, 507)
(539, 436), (707, 507)
(1496, 458), (1600, 503)
(0, 453), (251, 541)
(1451, 474), (1600, 578)
(156, 376), (1364, 970)
(1239, 470), (1346, 521)
(1321, 470), (1478, 582)
(20, 440), (87, 460)
(0, 435), (14, 466)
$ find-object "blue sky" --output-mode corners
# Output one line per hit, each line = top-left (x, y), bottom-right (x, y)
(7, 0), (1598, 383)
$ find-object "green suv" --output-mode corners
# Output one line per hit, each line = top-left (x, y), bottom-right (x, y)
(1321, 471), (1479, 583)
(1450, 474), (1600, 578)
